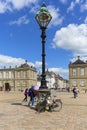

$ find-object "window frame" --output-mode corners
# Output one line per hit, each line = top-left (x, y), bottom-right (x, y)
(72, 68), (77, 76)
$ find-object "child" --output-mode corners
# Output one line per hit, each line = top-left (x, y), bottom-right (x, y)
(23, 88), (28, 102)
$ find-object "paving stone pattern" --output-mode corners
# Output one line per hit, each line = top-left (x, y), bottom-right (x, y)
(0, 91), (87, 130)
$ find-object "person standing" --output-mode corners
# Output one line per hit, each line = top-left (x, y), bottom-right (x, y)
(72, 87), (79, 98)
(33, 86), (39, 101)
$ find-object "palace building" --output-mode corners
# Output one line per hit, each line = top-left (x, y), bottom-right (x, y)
(0, 61), (37, 91)
(69, 56), (87, 91)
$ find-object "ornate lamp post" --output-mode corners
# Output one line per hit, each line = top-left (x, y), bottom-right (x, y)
(35, 3), (52, 90)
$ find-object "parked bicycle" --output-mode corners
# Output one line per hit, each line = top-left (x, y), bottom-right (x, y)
(35, 94), (62, 113)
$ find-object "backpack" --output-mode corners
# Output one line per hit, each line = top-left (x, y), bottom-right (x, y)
(28, 88), (35, 97)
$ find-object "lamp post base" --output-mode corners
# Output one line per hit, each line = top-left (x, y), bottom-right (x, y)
(39, 88), (51, 97)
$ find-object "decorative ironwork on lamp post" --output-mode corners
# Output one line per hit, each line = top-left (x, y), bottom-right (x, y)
(35, 3), (52, 89)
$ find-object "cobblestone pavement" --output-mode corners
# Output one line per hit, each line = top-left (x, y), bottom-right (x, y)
(0, 91), (87, 130)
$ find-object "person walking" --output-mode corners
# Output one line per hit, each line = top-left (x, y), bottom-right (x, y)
(22, 88), (28, 102)
(28, 86), (35, 107)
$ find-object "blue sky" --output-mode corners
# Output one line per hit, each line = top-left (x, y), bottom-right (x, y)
(0, 0), (87, 79)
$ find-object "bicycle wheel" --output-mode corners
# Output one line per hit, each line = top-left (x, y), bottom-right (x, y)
(35, 101), (46, 113)
(53, 99), (62, 112)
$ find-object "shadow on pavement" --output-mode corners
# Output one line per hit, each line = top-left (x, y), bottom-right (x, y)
(11, 102), (30, 108)
(11, 102), (22, 105)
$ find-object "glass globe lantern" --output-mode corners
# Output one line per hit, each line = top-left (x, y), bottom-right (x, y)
(35, 3), (52, 29)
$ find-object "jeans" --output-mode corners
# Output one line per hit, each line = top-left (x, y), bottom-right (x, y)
(74, 92), (78, 98)
(29, 97), (34, 106)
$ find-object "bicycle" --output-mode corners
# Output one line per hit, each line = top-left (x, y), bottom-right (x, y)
(35, 94), (62, 113)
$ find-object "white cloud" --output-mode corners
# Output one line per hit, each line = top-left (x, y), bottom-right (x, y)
(67, 0), (81, 13)
(84, 17), (87, 24)
(49, 67), (68, 79)
(81, 1), (87, 12)
(0, 0), (39, 13)
(47, 5), (63, 27)
(0, 1), (12, 13)
(0, 54), (34, 68)
(67, 2), (75, 12)
(70, 56), (87, 65)
(52, 24), (87, 56)
(30, 4), (40, 13)
(6, 0), (38, 10)
(35, 61), (42, 68)
(75, 0), (81, 4)
(9, 15), (29, 25)
(0, 1), (7, 13)
(67, 0), (87, 13)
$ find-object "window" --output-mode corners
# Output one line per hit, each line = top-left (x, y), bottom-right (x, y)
(80, 80), (85, 87)
(80, 68), (85, 76)
(0, 72), (3, 78)
(72, 80), (76, 86)
(11, 71), (14, 78)
(23, 80), (27, 86)
(17, 81), (20, 86)
(0, 81), (3, 86)
(11, 81), (14, 86)
(30, 81), (33, 87)
(23, 71), (26, 78)
(6, 72), (9, 79)
(30, 71), (33, 78)
(17, 72), (20, 78)
(72, 68), (76, 76)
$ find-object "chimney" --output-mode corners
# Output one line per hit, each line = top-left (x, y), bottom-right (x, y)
(77, 56), (80, 60)
(25, 60), (27, 64)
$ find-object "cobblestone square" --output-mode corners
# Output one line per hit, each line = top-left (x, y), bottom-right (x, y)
(0, 91), (87, 130)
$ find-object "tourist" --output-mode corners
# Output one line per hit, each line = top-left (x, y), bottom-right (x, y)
(72, 87), (79, 98)
(33, 86), (39, 101)
(28, 86), (35, 107)
(22, 88), (28, 102)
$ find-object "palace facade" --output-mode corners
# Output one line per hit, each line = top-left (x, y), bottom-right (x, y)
(0, 61), (37, 91)
(69, 56), (87, 91)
